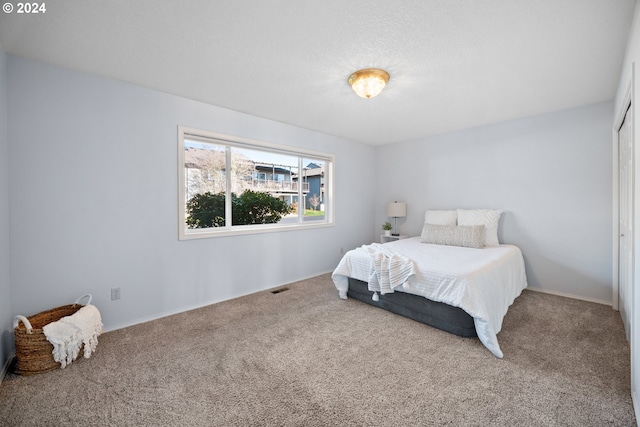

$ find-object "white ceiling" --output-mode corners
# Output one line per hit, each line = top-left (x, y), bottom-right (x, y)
(0, 0), (636, 145)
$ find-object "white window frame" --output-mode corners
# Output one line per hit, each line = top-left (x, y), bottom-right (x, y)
(178, 126), (335, 240)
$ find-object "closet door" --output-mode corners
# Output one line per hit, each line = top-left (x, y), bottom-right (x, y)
(619, 104), (633, 339)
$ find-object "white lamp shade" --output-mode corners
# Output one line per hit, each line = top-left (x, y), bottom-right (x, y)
(387, 202), (406, 218)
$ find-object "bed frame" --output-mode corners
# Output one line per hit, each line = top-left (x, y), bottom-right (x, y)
(347, 277), (477, 338)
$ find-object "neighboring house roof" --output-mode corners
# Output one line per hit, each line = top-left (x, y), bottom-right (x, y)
(303, 168), (323, 177)
(293, 167), (323, 180)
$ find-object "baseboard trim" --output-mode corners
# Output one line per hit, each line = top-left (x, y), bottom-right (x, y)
(633, 388), (640, 425)
(525, 286), (612, 307)
(104, 271), (335, 333)
(0, 353), (14, 385)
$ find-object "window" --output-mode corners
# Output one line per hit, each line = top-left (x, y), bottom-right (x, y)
(178, 126), (334, 239)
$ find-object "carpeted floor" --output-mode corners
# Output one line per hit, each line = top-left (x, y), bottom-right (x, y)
(0, 273), (635, 426)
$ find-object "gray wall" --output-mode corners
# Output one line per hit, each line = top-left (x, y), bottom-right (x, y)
(7, 55), (376, 332)
(0, 47), (12, 376)
(375, 102), (614, 304)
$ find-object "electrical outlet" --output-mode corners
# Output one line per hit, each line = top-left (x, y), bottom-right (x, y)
(111, 287), (121, 301)
(340, 247), (344, 254)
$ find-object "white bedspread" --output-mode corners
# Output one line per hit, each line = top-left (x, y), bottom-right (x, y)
(332, 237), (528, 358)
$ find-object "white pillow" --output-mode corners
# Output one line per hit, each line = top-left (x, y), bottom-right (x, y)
(457, 209), (502, 247)
(421, 224), (485, 248)
(424, 210), (457, 226)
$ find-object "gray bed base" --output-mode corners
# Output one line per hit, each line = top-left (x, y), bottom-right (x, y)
(347, 277), (477, 338)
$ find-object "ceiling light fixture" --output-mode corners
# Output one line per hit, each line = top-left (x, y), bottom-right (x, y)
(348, 68), (390, 99)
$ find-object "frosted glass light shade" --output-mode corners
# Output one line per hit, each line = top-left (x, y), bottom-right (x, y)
(387, 202), (406, 218)
(348, 68), (390, 99)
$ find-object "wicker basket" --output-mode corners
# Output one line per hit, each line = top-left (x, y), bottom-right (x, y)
(13, 294), (92, 376)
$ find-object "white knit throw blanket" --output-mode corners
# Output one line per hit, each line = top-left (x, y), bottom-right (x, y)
(42, 304), (103, 369)
(365, 244), (416, 295)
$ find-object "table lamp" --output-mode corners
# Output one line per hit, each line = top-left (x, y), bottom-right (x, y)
(386, 201), (406, 236)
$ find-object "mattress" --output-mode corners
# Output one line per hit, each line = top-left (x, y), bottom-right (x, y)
(347, 277), (477, 337)
(332, 237), (528, 358)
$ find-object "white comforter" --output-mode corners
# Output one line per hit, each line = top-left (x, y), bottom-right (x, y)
(332, 237), (528, 358)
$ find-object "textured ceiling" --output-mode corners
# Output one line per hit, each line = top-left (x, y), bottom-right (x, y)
(0, 0), (636, 145)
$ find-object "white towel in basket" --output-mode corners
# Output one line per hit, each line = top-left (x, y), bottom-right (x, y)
(43, 304), (103, 368)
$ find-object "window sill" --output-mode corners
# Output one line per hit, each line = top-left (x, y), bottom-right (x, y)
(179, 221), (334, 240)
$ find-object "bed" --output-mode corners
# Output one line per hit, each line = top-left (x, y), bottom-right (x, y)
(332, 209), (528, 358)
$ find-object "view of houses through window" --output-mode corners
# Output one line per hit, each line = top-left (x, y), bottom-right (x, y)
(179, 127), (333, 238)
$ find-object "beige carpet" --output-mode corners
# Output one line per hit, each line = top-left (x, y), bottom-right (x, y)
(0, 273), (635, 426)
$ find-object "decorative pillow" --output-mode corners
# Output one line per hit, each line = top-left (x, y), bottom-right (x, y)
(421, 224), (486, 248)
(423, 210), (457, 226)
(456, 209), (502, 247)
